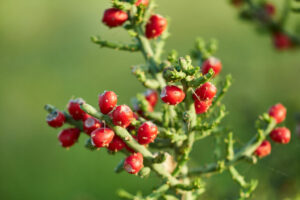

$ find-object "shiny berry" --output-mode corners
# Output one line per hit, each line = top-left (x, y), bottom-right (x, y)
(112, 105), (134, 128)
(102, 8), (128, 28)
(202, 57), (222, 77)
(161, 85), (185, 105)
(194, 100), (212, 114)
(270, 127), (291, 144)
(273, 33), (292, 50)
(135, 0), (149, 6)
(137, 121), (158, 145)
(107, 135), (126, 151)
(124, 153), (144, 174)
(145, 90), (158, 107)
(268, 103), (286, 124)
(264, 3), (276, 16)
(145, 14), (167, 39)
(68, 98), (87, 120)
(255, 140), (271, 158)
(91, 128), (115, 148)
(83, 117), (102, 135)
(98, 91), (118, 114)
(58, 128), (80, 148)
(193, 82), (217, 101)
(47, 111), (65, 128)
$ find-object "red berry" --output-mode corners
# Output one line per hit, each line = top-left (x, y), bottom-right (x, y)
(98, 91), (118, 114)
(264, 3), (276, 16)
(91, 128), (115, 148)
(193, 82), (217, 101)
(135, 0), (149, 6)
(202, 57), (222, 77)
(124, 153), (144, 174)
(231, 0), (244, 7)
(82, 113), (91, 121)
(47, 111), (65, 128)
(145, 90), (158, 107)
(112, 105), (134, 128)
(68, 98), (87, 120)
(194, 100), (212, 114)
(58, 128), (80, 148)
(270, 127), (291, 144)
(102, 8), (128, 28)
(273, 33), (292, 50)
(161, 85), (185, 105)
(83, 117), (102, 135)
(268, 103), (286, 124)
(255, 140), (271, 158)
(137, 121), (158, 145)
(107, 135), (126, 151)
(145, 14), (167, 39)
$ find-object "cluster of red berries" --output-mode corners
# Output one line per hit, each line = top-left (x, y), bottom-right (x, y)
(160, 57), (222, 114)
(46, 90), (161, 174)
(231, 0), (293, 50)
(254, 103), (291, 158)
(102, 1), (167, 39)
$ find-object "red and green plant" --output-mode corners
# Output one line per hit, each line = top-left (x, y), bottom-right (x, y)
(230, 0), (300, 50)
(44, 0), (292, 199)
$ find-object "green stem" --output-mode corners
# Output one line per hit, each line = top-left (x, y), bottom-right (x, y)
(187, 69), (214, 87)
(229, 166), (248, 188)
(91, 36), (140, 52)
(211, 74), (232, 109)
(144, 184), (170, 200)
(172, 86), (197, 176)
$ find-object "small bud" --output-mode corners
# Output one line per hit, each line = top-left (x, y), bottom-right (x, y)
(167, 50), (178, 63)
(138, 167), (151, 178)
(163, 67), (186, 82)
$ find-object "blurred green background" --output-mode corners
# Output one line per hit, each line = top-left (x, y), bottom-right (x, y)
(0, 0), (299, 199)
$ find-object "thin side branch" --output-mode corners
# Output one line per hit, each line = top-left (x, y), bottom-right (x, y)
(91, 36), (140, 52)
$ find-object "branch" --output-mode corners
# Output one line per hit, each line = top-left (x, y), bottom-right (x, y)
(172, 86), (197, 176)
(241, 0), (300, 46)
(80, 103), (196, 188)
(194, 105), (227, 141)
(229, 167), (258, 199)
(187, 69), (214, 88)
(144, 184), (170, 200)
(211, 74), (232, 109)
(188, 117), (276, 176)
(91, 36), (140, 52)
